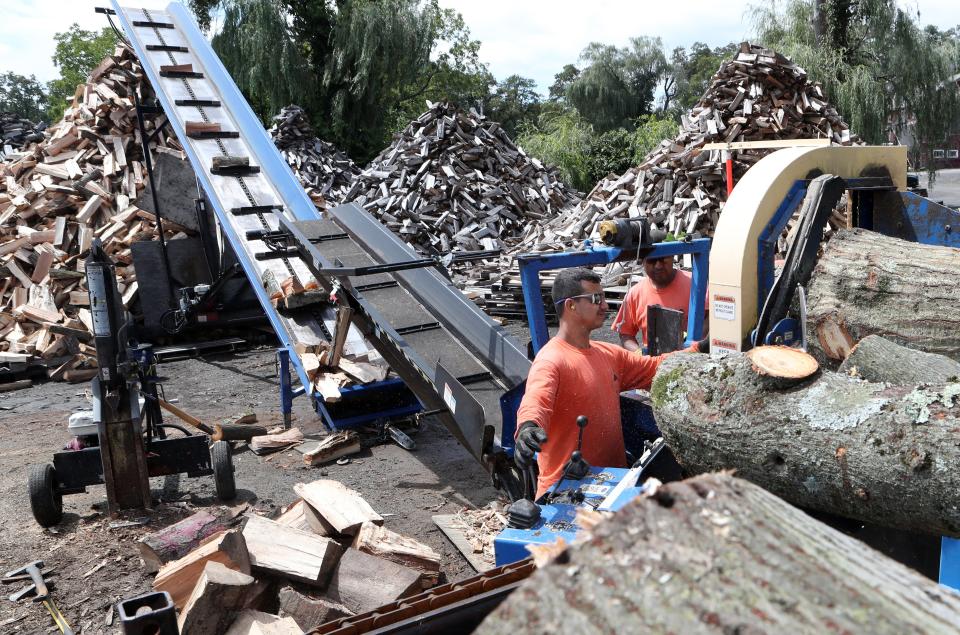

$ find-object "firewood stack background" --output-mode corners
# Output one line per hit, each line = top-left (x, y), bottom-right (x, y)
(269, 105), (360, 211)
(1, 113), (47, 159)
(0, 44), (184, 381)
(342, 101), (582, 254)
(454, 43), (863, 319)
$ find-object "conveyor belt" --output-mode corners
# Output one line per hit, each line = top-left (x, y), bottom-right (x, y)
(111, 2), (530, 495)
(281, 210), (530, 481)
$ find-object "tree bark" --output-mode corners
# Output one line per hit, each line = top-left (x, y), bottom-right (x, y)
(806, 229), (960, 365)
(138, 508), (243, 574)
(478, 473), (960, 635)
(839, 335), (960, 384)
(650, 353), (960, 536)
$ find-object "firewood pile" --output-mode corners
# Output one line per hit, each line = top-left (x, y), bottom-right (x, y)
(0, 44), (186, 383)
(511, 42), (860, 252)
(142, 478), (443, 632)
(269, 105), (359, 211)
(454, 42), (862, 320)
(343, 101), (582, 254)
(1, 113), (47, 158)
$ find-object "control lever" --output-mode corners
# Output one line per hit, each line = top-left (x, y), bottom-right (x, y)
(559, 416), (591, 483)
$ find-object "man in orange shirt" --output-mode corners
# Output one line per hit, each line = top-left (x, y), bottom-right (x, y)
(515, 268), (706, 499)
(612, 255), (693, 351)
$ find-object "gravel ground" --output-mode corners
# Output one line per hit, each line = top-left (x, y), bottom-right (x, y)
(0, 345), (499, 634)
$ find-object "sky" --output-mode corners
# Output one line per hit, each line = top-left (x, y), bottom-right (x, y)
(1, 0), (957, 94)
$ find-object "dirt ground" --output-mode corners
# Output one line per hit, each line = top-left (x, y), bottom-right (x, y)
(0, 345), (500, 634)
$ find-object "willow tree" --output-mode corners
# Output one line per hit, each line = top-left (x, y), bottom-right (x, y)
(751, 0), (960, 170)
(190, 0), (486, 161)
(567, 36), (668, 133)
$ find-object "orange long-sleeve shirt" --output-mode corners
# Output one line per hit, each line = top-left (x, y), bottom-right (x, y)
(517, 338), (693, 499)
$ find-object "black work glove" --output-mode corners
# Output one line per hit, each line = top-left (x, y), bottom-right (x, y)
(514, 421), (547, 468)
(696, 337), (710, 353)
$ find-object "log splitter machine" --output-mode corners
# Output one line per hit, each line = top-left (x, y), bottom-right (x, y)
(27, 240), (236, 527)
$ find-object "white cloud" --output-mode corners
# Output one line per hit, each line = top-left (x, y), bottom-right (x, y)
(439, 0), (960, 91)
(0, 0), (170, 82)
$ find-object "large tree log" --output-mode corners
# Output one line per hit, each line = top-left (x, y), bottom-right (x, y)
(138, 508), (245, 574)
(839, 335), (960, 384)
(650, 352), (960, 536)
(477, 474), (960, 635)
(807, 229), (960, 364)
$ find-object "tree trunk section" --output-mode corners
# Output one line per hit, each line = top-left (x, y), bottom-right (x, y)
(138, 509), (243, 574)
(212, 423), (270, 442)
(839, 335), (960, 384)
(806, 229), (960, 365)
(479, 473), (960, 634)
(650, 353), (960, 536)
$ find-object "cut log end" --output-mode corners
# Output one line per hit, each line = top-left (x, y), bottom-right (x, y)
(745, 345), (818, 379)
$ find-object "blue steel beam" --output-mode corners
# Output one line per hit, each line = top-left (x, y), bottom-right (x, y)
(519, 239), (711, 355)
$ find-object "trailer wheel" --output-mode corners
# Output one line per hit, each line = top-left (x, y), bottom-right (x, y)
(29, 464), (62, 527)
(211, 441), (236, 501)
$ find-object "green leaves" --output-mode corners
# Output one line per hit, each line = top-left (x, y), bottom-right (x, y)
(46, 24), (118, 122)
(0, 72), (47, 122)
(750, 0), (960, 172)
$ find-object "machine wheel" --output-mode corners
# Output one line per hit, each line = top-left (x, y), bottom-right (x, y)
(211, 441), (236, 501)
(28, 464), (63, 527)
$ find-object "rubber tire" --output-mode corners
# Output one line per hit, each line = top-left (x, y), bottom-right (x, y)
(211, 441), (236, 501)
(29, 464), (62, 528)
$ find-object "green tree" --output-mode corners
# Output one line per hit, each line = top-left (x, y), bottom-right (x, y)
(662, 42), (738, 117)
(0, 72), (47, 121)
(516, 106), (595, 190)
(631, 114), (679, 163)
(47, 24), (118, 122)
(548, 64), (580, 103)
(192, 0), (489, 161)
(484, 75), (541, 137)
(751, 0), (960, 169)
(567, 36), (668, 133)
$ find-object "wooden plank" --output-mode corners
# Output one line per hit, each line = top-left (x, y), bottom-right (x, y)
(153, 528), (251, 610)
(241, 514), (342, 586)
(177, 561), (258, 635)
(701, 138), (831, 151)
(294, 479), (383, 535)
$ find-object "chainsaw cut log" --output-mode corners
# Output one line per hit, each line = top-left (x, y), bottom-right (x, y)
(241, 514), (342, 586)
(275, 499), (334, 536)
(153, 528), (251, 609)
(745, 345), (818, 381)
(807, 229), (960, 364)
(177, 561), (258, 635)
(294, 479), (383, 535)
(477, 473), (960, 635)
(224, 610), (300, 635)
(650, 352), (960, 536)
(320, 548), (422, 615)
(301, 431), (360, 466)
(138, 508), (244, 573)
(213, 423), (270, 443)
(277, 586), (353, 631)
(352, 522), (441, 588)
(839, 335), (960, 384)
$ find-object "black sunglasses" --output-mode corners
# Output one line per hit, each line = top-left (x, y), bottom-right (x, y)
(555, 293), (604, 306)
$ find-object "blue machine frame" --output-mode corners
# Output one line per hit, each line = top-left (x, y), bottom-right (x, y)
(518, 238), (711, 355)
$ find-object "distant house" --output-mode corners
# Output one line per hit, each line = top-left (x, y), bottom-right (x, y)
(896, 73), (960, 170)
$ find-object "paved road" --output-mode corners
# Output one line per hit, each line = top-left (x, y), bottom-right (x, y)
(916, 168), (960, 207)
